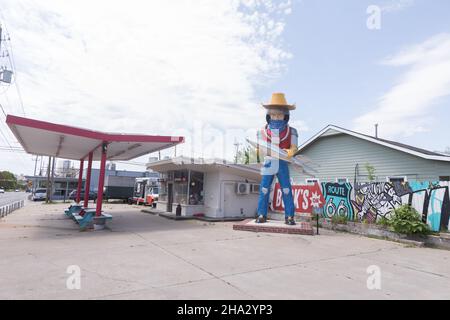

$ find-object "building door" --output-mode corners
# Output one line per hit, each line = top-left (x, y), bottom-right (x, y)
(223, 182), (238, 218)
(167, 183), (173, 212)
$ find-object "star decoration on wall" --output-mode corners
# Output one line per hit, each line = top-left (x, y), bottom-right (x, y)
(310, 192), (323, 208)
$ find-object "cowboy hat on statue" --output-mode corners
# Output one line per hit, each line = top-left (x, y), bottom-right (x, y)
(256, 93), (298, 225)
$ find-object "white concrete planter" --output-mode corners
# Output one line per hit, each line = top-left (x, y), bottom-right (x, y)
(320, 218), (450, 250)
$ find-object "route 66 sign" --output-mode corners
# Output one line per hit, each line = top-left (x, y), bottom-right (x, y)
(322, 182), (354, 220)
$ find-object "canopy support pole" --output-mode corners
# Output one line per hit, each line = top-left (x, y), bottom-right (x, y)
(76, 159), (84, 203)
(83, 152), (93, 208)
(96, 143), (108, 216)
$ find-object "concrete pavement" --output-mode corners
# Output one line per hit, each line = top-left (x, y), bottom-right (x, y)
(0, 202), (449, 300)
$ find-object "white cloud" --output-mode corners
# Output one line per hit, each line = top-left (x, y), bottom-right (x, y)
(0, 0), (292, 172)
(353, 33), (450, 138)
(289, 119), (309, 133)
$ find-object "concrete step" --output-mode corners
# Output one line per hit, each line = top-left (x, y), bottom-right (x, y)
(268, 211), (312, 222)
(234, 219), (314, 236)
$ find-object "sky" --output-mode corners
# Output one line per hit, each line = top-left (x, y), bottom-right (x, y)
(0, 0), (450, 175)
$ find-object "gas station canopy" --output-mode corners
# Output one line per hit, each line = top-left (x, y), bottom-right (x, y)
(6, 115), (184, 161)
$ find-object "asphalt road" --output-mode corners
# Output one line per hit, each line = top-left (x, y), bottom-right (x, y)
(0, 192), (27, 207)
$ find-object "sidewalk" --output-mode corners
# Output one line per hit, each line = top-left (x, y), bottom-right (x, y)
(1, 202), (449, 300)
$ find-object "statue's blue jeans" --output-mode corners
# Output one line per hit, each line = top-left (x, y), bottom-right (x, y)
(257, 158), (295, 218)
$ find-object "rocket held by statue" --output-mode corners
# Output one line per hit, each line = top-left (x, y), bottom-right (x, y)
(246, 139), (318, 174)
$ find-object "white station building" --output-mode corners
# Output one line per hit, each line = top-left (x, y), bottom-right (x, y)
(146, 157), (262, 219)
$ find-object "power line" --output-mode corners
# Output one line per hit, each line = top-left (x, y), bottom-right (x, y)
(0, 123), (13, 149)
(115, 161), (147, 166)
(0, 83), (12, 95)
(0, 144), (22, 148)
(0, 102), (6, 117)
(0, 13), (25, 116)
(0, 15), (30, 172)
(0, 100), (19, 147)
(13, 80), (25, 116)
(0, 150), (25, 153)
(0, 111), (31, 170)
(0, 146), (24, 151)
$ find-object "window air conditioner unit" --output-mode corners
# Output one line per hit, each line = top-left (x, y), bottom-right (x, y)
(236, 183), (250, 195)
(251, 184), (260, 194)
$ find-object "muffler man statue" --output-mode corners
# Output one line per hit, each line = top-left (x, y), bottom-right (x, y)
(256, 93), (298, 225)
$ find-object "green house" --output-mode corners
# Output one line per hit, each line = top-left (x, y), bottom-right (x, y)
(291, 125), (450, 184)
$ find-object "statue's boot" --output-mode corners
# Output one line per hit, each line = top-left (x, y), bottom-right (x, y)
(255, 215), (267, 224)
(285, 216), (296, 226)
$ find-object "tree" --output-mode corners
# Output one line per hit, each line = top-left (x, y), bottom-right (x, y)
(365, 163), (376, 182)
(236, 144), (259, 165)
(0, 171), (18, 190)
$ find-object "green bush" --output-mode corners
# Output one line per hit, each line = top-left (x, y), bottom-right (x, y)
(376, 216), (390, 227)
(331, 215), (348, 225)
(388, 205), (430, 235)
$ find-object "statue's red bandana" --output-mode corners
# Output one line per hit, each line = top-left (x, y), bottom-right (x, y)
(261, 125), (292, 150)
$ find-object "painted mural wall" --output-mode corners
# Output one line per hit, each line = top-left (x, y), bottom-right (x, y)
(271, 181), (450, 232)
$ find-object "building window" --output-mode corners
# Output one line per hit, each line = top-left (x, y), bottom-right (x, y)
(306, 178), (319, 185)
(387, 176), (407, 183)
(174, 181), (188, 204)
(188, 171), (204, 205)
(157, 170), (205, 205)
(439, 176), (450, 182)
(336, 178), (349, 184)
(159, 181), (168, 202)
(172, 170), (189, 204)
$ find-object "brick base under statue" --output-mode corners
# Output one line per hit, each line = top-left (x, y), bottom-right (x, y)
(233, 219), (314, 236)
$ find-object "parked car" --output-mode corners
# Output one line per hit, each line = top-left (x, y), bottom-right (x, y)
(68, 190), (97, 201)
(32, 188), (47, 201)
(15, 189), (20, 192)
(0, 188), (5, 194)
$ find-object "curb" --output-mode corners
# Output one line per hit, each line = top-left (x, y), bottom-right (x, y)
(321, 219), (449, 250)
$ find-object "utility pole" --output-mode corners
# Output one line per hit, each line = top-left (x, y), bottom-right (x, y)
(234, 139), (241, 164)
(33, 156), (39, 176)
(0, 24), (13, 84)
(39, 156), (43, 176)
(50, 157), (56, 203)
(46, 157), (51, 203)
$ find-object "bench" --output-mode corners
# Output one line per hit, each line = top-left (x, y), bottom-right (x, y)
(71, 209), (112, 231)
(73, 209), (97, 230)
(64, 204), (83, 218)
(92, 213), (113, 230)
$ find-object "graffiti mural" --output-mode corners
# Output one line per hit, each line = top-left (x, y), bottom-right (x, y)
(271, 182), (325, 214)
(321, 183), (354, 220)
(273, 180), (450, 232)
(353, 183), (402, 223)
(401, 181), (450, 232)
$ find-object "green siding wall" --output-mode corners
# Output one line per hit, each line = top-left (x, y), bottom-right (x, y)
(290, 133), (450, 184)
